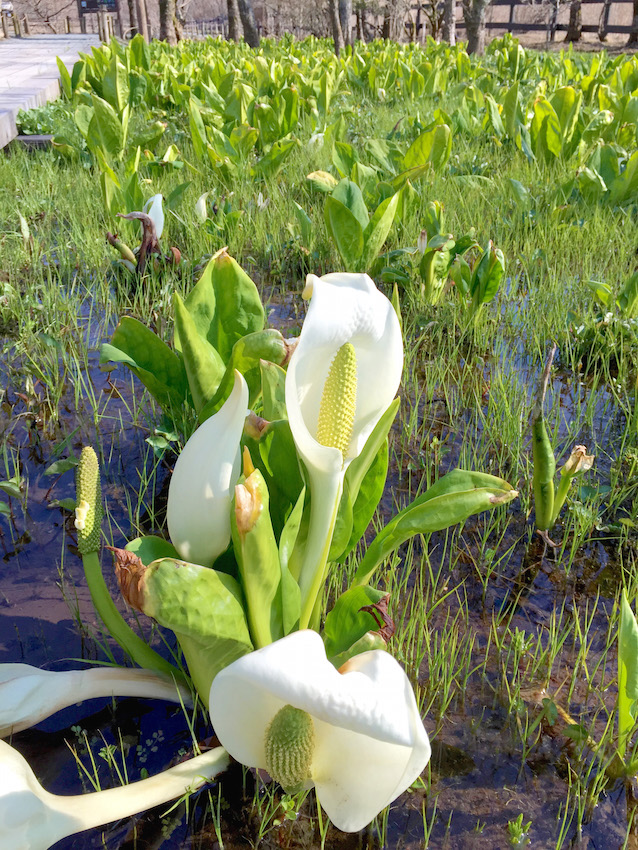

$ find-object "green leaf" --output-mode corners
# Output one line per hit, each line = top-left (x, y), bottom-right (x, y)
(100, 317), (188, 409)
(183, 249), (264, 363)
(471, 243), (505, 307)
(331, 178), (369, 230)
(252, 138), (299, 179)
(361, 192), (399, 271)
(404, 124), (451, 172)
(324, 196), (364, 268)
(550, 86), (582, 147)
(353, 470), (517, 587)
(199, 329), (287, 421)
(44, 457), (78, 476)
(260, 360), (287, 420)
(144, 558), (253, 706)
(102, 53), (129, 114)
(56, 57), (72, 101)
(485, 94), (504, 138)
(619, 590), (638, 758)
(126, 535), (180, 566)
(306, 170), (339, 193)
(89, 95), (124, 160)
(0, 479), (22, 499)
(323, 585), (387, 658)
(173, 292), (225, 414)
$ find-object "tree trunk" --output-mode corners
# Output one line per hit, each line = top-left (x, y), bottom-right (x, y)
(159, 0), (178, 43)
(328, 0), (344, 53)
(628, 0), (638, 43)
(356, 3), (365, 41)
(565, 0), (581, 41)
(463, 0), (489, 53)
(127, 0), (138, 36)
(339, 0), (352, 45)
(237, 0), (259, 47)
(227, 0), (242, 41)
(597, 0), (612, 40)
(443, 0), (456, 44)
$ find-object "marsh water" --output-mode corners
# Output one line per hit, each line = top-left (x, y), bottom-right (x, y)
(0, 283), (635, 850)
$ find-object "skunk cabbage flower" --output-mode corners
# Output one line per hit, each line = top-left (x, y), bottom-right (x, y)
(209, 630), (430, 833)
(284, 273), (403, 625)
(143, 193), (164, 240)
(167, 371), (249, 567)
(0, 737), (228, 850)
(0, 665), (192, 738)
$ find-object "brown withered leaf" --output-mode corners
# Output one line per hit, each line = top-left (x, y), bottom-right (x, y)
(359, 594), (395, 642)
(107, 546), (147, 613)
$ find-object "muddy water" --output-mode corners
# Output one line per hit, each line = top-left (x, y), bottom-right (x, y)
(0, 287), (635, 849)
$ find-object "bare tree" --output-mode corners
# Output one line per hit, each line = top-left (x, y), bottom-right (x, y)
(227, 0), (242, 40)
(237, 0), (259, 45)
(328, 0), (344, 53)
(462, 0), (490, 53)
(338, 0), (352, 44)
(565, 0), (581, 41)
(159, 0), (179, 42)
(442, 0), (456, 43)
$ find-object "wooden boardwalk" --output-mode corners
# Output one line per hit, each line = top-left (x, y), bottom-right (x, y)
(0, 34), (98, 149)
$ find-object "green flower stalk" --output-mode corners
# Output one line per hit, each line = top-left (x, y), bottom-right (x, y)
(285, 273), (403, 630)
(76, 447), (185, 683)
(232, 449), (283, 649)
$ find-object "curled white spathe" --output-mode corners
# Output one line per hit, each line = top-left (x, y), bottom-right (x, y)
(0, 737), (228, 850)
(167, 371), (249, 567)
(285, 272), (403, 479)
(0, 664), (192, 739)
(284, 273), (403, 626)
(209, 630), (430, 832)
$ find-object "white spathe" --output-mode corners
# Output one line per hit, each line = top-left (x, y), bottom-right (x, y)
(285, 272), (403, 478)
(167, 371), (249, 567)
(0, 737), (229, 850)
(284, 273), (403, 625)
(143, 193), (164, 240)
(209, 630), (430, 833)
(0, 665), (192, 739)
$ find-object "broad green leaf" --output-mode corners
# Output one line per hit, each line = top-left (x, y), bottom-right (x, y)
(618, 271), (638, 319)
(252, 138), (299, 179)
(485, 94), (504, 138)
(306, 170), (339, 193)
(144, 558), (253, 705)
(102, 54), (129, 114)
(260, 360), (287, 420)
(353, 470), (517, 587)
(173, 292), (225, 413)
(183, 249), (264, 362)
(100, 317), (188, 409)
(199, 329), (287, 421)
(331, 178), (369, 230)
(471, 243), (505, 307)
(619, 590), (638, 758)
(325, 196), (365, 267)
(188, 99), (208, 161)
(404, 124), (451, 172)
(323, 585), (387, 658)
(361, 192), (399, 271)
(550, 86), (582, 147)
(126, 535), (180, 566)
(89, 95), (124, 159)
(609, 150), (638, 205)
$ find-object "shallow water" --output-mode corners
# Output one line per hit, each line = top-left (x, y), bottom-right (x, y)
(0, 283), (636, 850)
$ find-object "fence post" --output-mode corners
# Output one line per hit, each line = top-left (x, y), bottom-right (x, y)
(1, 12), (10, 38)
(12, 13), (22, 36)
(508, 0), (516, 28)
(598, 0), (612, 40)
(22, 15), (30, 34)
